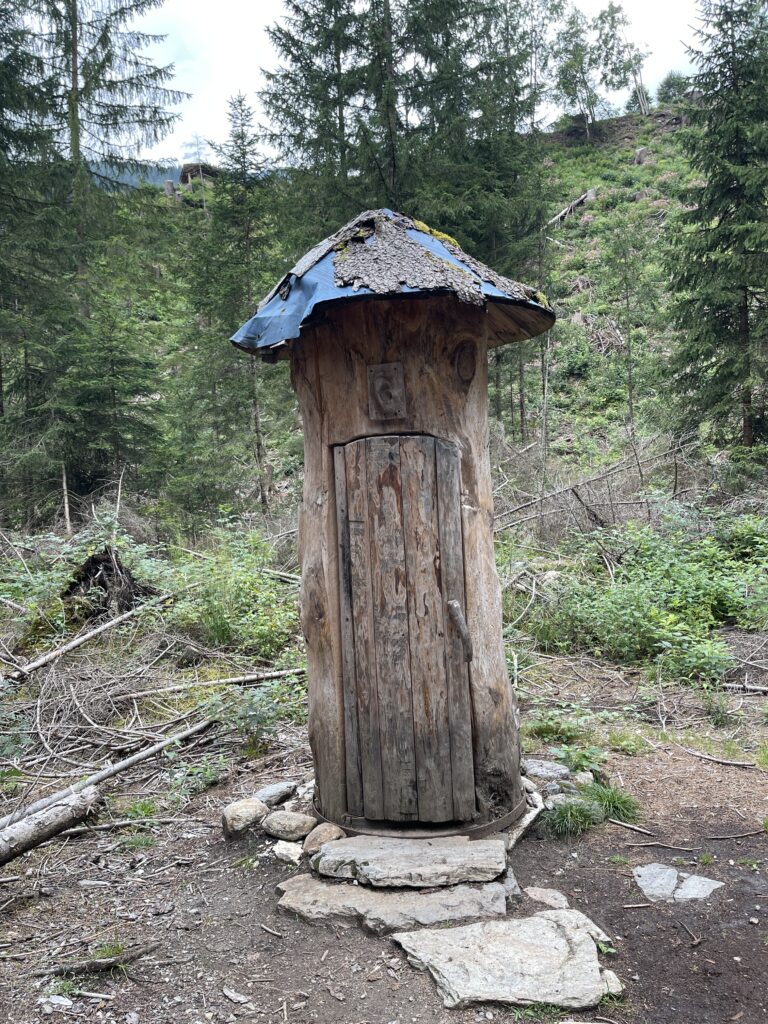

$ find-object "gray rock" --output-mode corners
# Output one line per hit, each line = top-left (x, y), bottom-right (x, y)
(543, 782), (562, 796)
(501, 868), (522, 901)
(503, 790), (544, 851)
(277, 874), (506, 935)
(262, 810), (317, 841)
(392, 908), (622, 1009)
(632, 862), (724, 903)
(632, 863), (678, 901)
(255, 781), (297, 807)
(673, 873), (724, 901)
(572, 771), (594, 787)
(221, 797), (269, 838)
(303, 822), (346, 856)
(521, 776), (538, 794)
(311, 836), (506, 888)
(524, 886), (569, 909)
(523, 759), (570, 782)
(273, 840), (303, 865)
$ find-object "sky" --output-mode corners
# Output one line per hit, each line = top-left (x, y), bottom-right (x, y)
(138, 0), (700, 165)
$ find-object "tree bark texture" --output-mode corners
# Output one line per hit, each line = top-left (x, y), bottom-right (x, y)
(0, 785), (101, 866)
(289, 296), (523, 827)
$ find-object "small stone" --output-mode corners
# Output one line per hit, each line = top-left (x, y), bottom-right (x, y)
(524, 886), (569, 909)
(273, 840), (303, 865)
(543, 783), (562, 796)
(262, 810), (317, 841)
(221, 797), (269, 839)
(303, 822), (345, 856)
(572, 771), (594, 786)
(501, 868), (522, 900)
(749, 917), (759, 925)
(522, 759), (570, 782)
(521, 776), (538, 794)
(255, 781), (297, 807)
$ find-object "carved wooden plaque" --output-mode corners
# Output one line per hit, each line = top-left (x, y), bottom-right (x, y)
(367, 362), (406, 420)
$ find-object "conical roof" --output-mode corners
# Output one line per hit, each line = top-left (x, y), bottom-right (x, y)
(231, 209), (554, 355)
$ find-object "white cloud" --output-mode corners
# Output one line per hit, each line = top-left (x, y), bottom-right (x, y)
(138, 0), (699, 164)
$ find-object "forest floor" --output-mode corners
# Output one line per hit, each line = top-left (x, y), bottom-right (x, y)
(1, 653), (767, 1024)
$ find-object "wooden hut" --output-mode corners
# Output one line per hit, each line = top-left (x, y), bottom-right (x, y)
(232, 210), (555, 834)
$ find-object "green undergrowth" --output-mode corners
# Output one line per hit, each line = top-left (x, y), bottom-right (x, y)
(503, 511), (768, 686)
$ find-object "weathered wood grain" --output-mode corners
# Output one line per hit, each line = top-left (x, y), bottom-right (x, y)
(400, 435), (453, 822)
(436, 439), (476, 821)
(333, 445), (364, 817)
(366, 436), (418, 821)
(344, 441), (385, 819)
(290, 296), (523, 826)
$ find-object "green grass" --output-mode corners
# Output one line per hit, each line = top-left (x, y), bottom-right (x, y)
(609, 854), (631, 865)
(524, 711), (591, 745)
(94, 942), (125, 959)
(607, 729), (649, 755)
(550, 744), (608, 773)
(580, 782), (640, 823)
(545, 800), (603, 837)
(697, 852), (715, 866)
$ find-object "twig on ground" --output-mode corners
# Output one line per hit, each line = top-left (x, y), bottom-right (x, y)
(607, 818), (656, 836)
(30, 941), (161, 978)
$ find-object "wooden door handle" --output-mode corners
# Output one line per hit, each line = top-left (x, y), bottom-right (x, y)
(447, 600), (473, 663)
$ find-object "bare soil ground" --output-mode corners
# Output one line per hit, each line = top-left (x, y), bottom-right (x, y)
(2, 656), (767, 1024)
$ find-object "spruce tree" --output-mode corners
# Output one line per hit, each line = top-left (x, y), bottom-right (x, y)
(667, 0), (768, 446)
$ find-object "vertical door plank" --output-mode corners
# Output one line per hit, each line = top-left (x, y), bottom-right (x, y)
(366, 436), (418, 820)
(344, 441), (385, 819)
(435, 439), (476, 821)
(333, 445), (364, 816)
(400, 436), (453, 822)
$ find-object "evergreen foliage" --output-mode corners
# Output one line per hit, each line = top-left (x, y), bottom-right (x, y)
(667, 0), (768, 446)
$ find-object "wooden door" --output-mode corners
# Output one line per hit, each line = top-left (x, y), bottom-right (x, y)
(334, 435), (475, 823)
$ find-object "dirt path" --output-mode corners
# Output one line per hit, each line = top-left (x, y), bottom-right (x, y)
(2, 660), (767, 1024)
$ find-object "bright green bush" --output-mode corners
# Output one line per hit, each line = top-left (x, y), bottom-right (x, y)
(517, 515), (768, 683)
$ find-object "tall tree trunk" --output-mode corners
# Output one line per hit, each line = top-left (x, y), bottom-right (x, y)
(492, 350), (502, 421)
(380, 0), (399, 204)
(517, 344), (527, 442)
(740, 286), (754, 447)
(249, 355), (269, 510)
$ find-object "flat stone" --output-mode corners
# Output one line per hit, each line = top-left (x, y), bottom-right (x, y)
(273, 840), (303, 865)
(673, 873), (724, 902)
(262, 810), (317, 841)
(502, 790), (544, 851)
(277, 874), (506, 935)
(632, 863), (678, 901)
(524, 886), (569, 909)
(311, 836), (506, 888)
(303, 823), (346, 856)
(632, 863), (724, 903)
(393, 908), (622, 1009)
(572, 771), (594, 786)
(221, 797), (269, 838)
(255, 781), (297, 807)
(523, 759), (570, 782)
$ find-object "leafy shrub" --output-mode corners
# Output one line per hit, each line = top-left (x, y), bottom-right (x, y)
(549, 744), (607, 773)
(520, 516), (768, 683)
(525, 711), (591, 745)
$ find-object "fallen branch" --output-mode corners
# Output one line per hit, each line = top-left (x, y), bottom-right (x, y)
(0, 786), (100, 866)
(6, 593), (174, 681)
(607, 818), (656, 836)
(706, 828), (766, 840)
(58, 816), (214, 838)
(31, 941), (160, 978)
(677, 745), (756, 768)
(0, 718), (213, 830)
(625, 841), (700, 852)
(0, 596), (28, 615)
(545, 189), (595, 227)
(114, 667), (306, 702)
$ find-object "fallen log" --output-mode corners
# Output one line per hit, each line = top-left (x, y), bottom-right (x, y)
(0, 786), (101, 867)
(0, 718), (213, 830)
(114, 666), (306, 702)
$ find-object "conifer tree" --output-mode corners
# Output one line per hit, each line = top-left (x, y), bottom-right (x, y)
(667, 0), (768, 446)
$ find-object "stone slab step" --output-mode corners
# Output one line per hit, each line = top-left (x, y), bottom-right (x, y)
(310, 835), (506, 888)
(392, 908), (623, 1009)
(277, 874), (506, 935)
